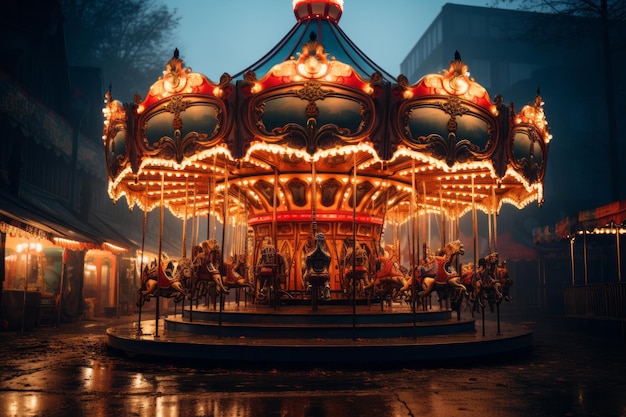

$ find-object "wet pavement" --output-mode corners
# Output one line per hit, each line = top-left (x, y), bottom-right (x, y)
(1, 309), (625, 417)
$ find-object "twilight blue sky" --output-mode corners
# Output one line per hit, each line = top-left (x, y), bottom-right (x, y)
(162, 1), (513, 80)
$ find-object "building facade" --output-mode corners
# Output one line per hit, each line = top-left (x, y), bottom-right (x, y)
(0, 1), (183, 328)
(402, 4), (624, 217)
(401, 3), (626, 313)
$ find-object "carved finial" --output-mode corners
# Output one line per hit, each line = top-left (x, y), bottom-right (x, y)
(534, 87), (543, 107)
(174, 48), (179, 59)
(105, 83), (112, 101)
(309, 31), (317, 42)
(454, 50), (461, 61)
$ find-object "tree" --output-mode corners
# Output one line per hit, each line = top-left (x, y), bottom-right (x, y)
(60, 0), (180, 100)
(492, 0), (626, 201)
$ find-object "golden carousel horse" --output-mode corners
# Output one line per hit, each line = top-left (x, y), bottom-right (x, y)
(401, 240), (467, 306)
(136, 256), (191, 307)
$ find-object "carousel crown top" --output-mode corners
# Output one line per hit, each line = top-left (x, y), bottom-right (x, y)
(102, 0), (552, 229)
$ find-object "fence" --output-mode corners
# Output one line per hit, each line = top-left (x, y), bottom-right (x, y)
(563, 283), (626, 318)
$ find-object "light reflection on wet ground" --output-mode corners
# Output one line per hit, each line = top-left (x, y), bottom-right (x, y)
(1, 310), (625, 417)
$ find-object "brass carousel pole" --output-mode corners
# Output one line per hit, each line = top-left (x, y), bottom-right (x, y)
(311, 161), (318, 236)
(137, 187), (148, 334)
(583, 229), (588, 285)
(218, 169), (229, 337)
(454, 195), (460, 240)
(272, 168), (279, 310)
(310, 159), (319, 311)
(182, 177), (188, 258)
(212, 154), (218, 240)
(490, 185), (501, 335)
(204, 161), (215, 311)
(191, 182), (197, 246)
(488, 209), (493, 254)
(439, 181), (445, 248)
(570, 236), (576, 286)
(389, 204), (399, 267)
(471, 176), (484, 335)
(411, 160), (418, 337)
(207, 160), (213, 241)
(352, 155), (357, 340)
(189, 181), (198, 323)
(221, 170), (229, 266)
(180, 176), (189, 316)
(155, 172), (165, 338)
(491, 186), (498, 252)
(616, 223), (622, 282)
(423, 181), (428, 260)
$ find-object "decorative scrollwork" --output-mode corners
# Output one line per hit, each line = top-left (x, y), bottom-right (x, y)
(102, 90), (129, 177)
(140, 97), (223, 164)
(294, 82), (332, 102)
(411, 133), (479, 167)
(438, 96), (470, 122)
(510, 126), (545, 184)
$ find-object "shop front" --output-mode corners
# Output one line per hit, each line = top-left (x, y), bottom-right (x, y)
(0, 205), (133, 330)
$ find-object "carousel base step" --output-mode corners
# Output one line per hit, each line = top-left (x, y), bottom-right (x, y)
(165, 315), (475, 338)
(106, 318), (532, 365)
(108, 304), (532, 366)
(179, 304), (454, 325)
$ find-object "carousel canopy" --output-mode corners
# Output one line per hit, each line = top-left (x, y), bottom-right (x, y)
(534, 199), (626, 243)
(236, 0), (396, 82)
(102, 0), (552, 229)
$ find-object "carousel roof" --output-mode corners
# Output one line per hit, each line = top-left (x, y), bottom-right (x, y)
(234, 0), (397, 82)
(102, 0), (552, 228)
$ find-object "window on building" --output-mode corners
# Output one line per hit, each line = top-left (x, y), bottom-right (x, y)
(509, 62), (537, 87)
(469, 59), (491, 90)
(453, 13), (469, 36)
(470, 14), (487, 38)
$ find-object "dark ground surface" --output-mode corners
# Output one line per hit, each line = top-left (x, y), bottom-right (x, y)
(1, 307), (625, 417)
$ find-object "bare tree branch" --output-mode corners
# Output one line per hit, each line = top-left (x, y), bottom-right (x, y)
(61, 0), (180, 99)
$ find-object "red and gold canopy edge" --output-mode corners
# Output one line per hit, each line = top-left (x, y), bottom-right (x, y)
(102, 28), (551, 227)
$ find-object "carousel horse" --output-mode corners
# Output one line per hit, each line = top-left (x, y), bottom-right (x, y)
(136, 257), (190, 307)
(460, 258), (485, 313)
(342, 242), (370, 298)
(137, 259), (160, 303)
(302, 233), (332, 301)
(496, 261), (513, 303)
(223, 254), (255, 297)
(480, 253), (513, 312)
(401, 240), (467, 304)
(364, 245), (408, 303)
(254, 243), (291, 302)
(461, 252), (513, 313)
(173, 257), (194, 298)
(191, 240), (230, 301)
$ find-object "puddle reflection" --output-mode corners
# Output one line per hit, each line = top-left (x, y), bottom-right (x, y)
(122, 393), (403, 417)
(1, 391), (404, 417)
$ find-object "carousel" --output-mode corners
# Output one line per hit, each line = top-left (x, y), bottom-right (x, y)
(103, 0), (551, 364)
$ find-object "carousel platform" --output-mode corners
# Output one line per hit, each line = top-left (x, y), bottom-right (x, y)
(106, 301), (533, 366)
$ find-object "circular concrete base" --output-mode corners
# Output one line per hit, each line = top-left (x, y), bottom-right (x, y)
(106, 304), (532, 366)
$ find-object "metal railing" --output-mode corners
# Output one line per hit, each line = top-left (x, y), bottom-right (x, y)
(564, 283), (626, 318)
